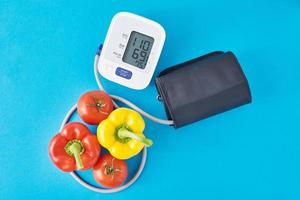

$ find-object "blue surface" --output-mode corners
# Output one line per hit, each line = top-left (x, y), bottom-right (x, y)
(1, 0), (300, 199)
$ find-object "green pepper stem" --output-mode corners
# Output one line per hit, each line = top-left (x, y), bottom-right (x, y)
(118, 128), (153, 147)
(67, 141), (84, 170)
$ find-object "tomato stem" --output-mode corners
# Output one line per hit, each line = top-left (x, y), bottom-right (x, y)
(104, 158), (121, 176)
(65, 139), (85, 170)
(117, 128), (153, 147)
(86, 95), (109, 114)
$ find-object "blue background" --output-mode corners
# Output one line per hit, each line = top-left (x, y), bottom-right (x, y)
(1, 0), (300, 199)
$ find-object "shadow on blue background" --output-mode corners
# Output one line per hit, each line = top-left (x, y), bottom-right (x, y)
(1, 0), (300, 199)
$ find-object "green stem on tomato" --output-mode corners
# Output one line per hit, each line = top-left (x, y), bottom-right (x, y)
(117, 128), (153, 147)
(65, 139), (84, 170)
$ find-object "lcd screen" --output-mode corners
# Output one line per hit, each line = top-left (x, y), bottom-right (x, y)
(122, 31), (154, 69)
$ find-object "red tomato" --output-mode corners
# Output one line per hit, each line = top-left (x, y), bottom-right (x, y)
(93, 154), (128, 188)
(77, 91), (113, 125)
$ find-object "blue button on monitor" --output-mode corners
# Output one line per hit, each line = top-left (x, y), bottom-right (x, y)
(115, 67), (132, 79)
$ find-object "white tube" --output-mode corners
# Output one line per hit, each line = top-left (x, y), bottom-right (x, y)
(60, 104), (147, 193)
(61, 47), (172, 193)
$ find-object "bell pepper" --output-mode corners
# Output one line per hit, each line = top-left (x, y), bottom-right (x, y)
(97, 108), (153, 160)
(49, 122), (101, 172)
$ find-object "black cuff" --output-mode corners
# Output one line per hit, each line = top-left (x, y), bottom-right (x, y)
(155, 51), (252, 128)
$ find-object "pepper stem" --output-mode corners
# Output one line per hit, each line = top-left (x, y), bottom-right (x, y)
(117, 128), (153, 147)
(65, 140), (84, 170)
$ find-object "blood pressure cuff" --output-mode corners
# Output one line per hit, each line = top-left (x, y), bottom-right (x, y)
(155, 51), (252, 128)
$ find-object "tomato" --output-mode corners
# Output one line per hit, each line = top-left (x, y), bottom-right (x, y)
(93, 154), (128, 188)
(77, 91), (113, 125)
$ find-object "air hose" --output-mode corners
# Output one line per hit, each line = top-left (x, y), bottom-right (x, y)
(60, 45), (173, 193)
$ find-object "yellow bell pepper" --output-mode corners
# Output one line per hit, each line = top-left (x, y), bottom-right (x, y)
(97, 108), (153, 160)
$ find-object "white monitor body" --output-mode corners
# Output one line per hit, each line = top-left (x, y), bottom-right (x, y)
(98, 12), (166, 90)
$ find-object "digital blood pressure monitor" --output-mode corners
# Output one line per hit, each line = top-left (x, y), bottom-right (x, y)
(98, 12), (166, 89)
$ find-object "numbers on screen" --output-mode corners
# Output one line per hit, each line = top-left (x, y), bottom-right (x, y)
(122, 31), (154, 69)
(131, 39), (151, 68)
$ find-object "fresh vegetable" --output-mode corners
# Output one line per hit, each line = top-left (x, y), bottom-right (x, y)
(97, 108), (153, 160)
(49, 122), (101, 172)
(93, 154), (128, 188)
(77, 90), (113, 125)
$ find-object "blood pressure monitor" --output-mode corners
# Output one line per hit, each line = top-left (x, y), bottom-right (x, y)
(98, 12), (166, 90)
